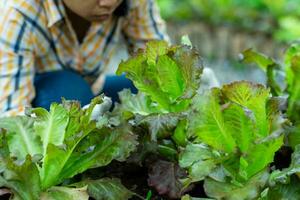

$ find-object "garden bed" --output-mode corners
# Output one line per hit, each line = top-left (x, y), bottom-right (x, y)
(1, 40), (300, 200)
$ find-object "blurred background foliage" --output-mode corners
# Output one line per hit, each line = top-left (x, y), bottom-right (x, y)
(157, 0), (300, 43)
(156, 0), (300, 84)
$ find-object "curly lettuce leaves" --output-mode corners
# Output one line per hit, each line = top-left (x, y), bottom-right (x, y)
(116, 40), (203, 113)
(240, 45), (300, 150)
(185, 81), (285, 198)
(0, 97), (137, 199)
(188, 88), (236, 153)
(114, 41), (203, 142)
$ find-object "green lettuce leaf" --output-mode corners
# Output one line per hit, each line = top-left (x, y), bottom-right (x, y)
(115, 89), (160, 116)
(188, 88), (236, 153)
(0, 96), (138, 198)
(40, 186), (88, 200)
(222, 81), (270, 138)
(204, 170), (269, 200)
(285, 44), (300, 122)
(262, 176), (300, 200)
(73, 178), (133, 200)
(58, 125), (137, 182)
(36, 99), (102, 189)
(32, 104), (69, 154)
(188, 81), (285, 186)
(0, 155), (41, 200)
(240, 49), (282, 96)
(179, 143), (218, 184)
(0, 117), (42, 162)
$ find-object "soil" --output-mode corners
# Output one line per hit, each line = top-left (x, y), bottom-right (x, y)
(84, 161), (208, 200)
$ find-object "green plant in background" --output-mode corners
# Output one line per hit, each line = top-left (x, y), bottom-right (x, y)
(157, 0), (300, 43)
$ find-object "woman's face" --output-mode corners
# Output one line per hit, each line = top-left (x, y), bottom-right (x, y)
(62, 0), (123, 22)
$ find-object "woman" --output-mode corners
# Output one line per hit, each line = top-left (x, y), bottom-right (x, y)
(0, 0), (169, 116)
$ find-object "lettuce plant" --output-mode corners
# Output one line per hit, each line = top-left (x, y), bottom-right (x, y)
(115, 40), (203, 141)
(110, 40), (203, 197)
(240, 44), (300, 148)
(0, 97), (137, 200)
(180, 81), (286, 199)
(117, 40), (203, 113)
(240, 45), (300, 199)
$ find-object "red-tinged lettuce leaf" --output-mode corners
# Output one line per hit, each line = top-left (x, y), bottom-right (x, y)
(148, 160), (190, 199)
(40, 186), (89, 200)
(172, 45), (203, 100)
(136, 113), (181, 141)
(73, 178), (134, 200)
(204, 170), (269, 200)
(115, 89), (186, 141)
(116, 40), (203, 112)
(221, 81), (270, 138)
(126, 134), (158, 165)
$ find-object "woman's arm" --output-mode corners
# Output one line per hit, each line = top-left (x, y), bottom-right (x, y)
(0, 7), (35, 116)
(121, 0), (170, 53)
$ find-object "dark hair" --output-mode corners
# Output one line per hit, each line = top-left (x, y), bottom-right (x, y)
(113, 0), (129, 17)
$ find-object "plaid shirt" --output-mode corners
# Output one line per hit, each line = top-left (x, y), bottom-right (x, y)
(0, 0), (169, 116)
